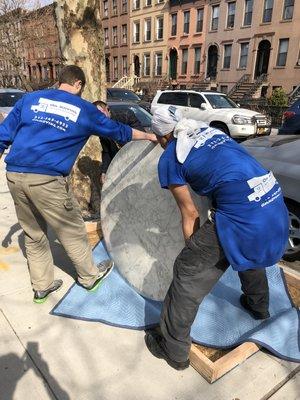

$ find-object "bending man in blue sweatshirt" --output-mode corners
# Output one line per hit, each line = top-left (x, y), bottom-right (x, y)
(0, 65), (156, 303)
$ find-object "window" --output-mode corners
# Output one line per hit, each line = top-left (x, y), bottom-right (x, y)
(156, 16), (163, 40)
(113, 57), (118, 80)
(133, 22), (140, 43)
(112, 26), (118, 46)
(103, 0), (108, 17)
(277, 39), (289, 66)
(263, 0), (273, 23)
(211, 5), (219, 30)
(171, 14), (177, 36)
(122, 56), (128, 75)
(227, 2), (236, 28)
(223, 44), (232, 69)
(196, 9), (204, 32)
(155, 53), (163, 75)
(145, 0), (152, 6)
(122, 0), (128, 13)
(122, 24), (127, 45)
(194, 47), (201, 74)
(112, 0), (117, 15)
(239, 42), (249, 68)
(104, 28), (109, 47)
(183, 11), (190, 34)
(144, 19), (151, 41)
(157, 92), (189, 106)
(243, 0), (253, 26)
(144, 54), (150, 76)
(189, 93), (205, 108)
(220, 85), (228, 94)
(133, 0), (140, 10)
(283, 0), (294, 20)
(181, 49), (188, 74)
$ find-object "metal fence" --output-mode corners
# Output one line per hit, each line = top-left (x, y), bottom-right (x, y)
(238, 100), (289, 127)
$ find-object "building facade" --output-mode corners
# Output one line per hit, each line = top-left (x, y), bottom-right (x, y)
(101, 0), (130, 85)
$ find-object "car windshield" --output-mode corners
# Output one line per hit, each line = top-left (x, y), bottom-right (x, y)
(109, 90), (141, 101)
(204, 94), (237, 109)
(110, 104), (152, 127)
(0, 92), (24, 107)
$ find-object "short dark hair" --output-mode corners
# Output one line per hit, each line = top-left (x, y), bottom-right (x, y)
(93, 100), (108, 108)
(58, 65), (86, 86)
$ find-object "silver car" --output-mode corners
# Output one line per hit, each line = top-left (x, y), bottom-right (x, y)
(0, 88), (25, 121)
(244, 135), (300, 261)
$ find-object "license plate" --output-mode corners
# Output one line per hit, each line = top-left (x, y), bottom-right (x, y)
(257, 127), (267, 134)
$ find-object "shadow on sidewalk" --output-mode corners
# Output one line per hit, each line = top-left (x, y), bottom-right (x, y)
(0, 341), (69, 399)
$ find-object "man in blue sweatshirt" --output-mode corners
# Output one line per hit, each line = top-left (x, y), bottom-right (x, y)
(0, 65), (156, 303)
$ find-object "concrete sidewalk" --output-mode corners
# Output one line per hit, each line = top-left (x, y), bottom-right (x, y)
(0, 161), (299, 400)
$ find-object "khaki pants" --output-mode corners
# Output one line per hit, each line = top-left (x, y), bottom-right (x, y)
(6, 172), (101, 291)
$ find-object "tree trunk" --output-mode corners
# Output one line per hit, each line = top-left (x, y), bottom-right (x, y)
(55, 0), (106, 218)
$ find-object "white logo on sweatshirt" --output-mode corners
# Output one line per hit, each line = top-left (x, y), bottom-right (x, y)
(247, 172), (277, 202)
(31, 98), (81, 122)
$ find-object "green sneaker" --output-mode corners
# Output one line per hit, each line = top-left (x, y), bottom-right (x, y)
(86, 260), (114, 292)
(33, 279), (63, 304)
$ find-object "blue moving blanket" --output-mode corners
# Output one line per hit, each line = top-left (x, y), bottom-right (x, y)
(51, 242), (300, 363)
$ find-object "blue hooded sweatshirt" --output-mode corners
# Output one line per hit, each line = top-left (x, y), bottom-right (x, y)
(0, 89), (132, 176)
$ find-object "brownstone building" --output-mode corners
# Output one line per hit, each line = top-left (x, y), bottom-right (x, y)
(101, 0), (130, 85)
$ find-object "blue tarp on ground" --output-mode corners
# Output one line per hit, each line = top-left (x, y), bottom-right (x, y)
(51, 242), (300, 363)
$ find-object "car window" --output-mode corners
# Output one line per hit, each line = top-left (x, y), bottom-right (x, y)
(157, 92), (188, 107)
(109, 104), (152, 127)
(204, 94), (237, 109)
(108, 89), (140, 101)
(189, 93), (206, 108)
(0, 92), (24, 107)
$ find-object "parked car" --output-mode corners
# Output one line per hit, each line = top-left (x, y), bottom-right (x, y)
(0, 88), (25, 121)
(108, 101), (152, 132)
(243, 135), (300, 261)
(278, 98), (300, 135)
(107, 88), (151, 113)
(151, 90), (271, 139)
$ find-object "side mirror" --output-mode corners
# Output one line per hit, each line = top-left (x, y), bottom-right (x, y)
(200, 103), (208, 110)
(237, 103), (241, 108)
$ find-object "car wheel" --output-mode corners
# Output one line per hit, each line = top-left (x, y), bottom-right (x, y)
(283, 200), (300, 262)
(210, 122), (230, 136)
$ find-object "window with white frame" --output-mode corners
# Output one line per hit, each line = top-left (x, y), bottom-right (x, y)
(112, 26), (118, 46)
(171, 13), (177, 36)
(181, 48), (188, 74)
(155, 52), (162, 75)
(144, 54), (150, 76)
(183, 11), (190, 34)
(122, 24), (127, 44)
(112, 0), (118, 15)
(122, 0), (128, 13)
(239, 42), (249, 68)
(283, 0), (294, 20)
(263, 0), (273, 23)
(104, 28), (109, 47)
(144, 19), (151, 41)
(243, 0), (253, 26)
(133, 22), (140, 43)
(122, 55), (128, 75)
(145, 0), (152, 6)
(223, 44), (232, 69)
(196, 9), (204, 32)
(133, 0), (140, 10)
(227, 2), (236, 28)
(211, 5), (219, 30)
(194, 47), (201, 74)
(156, 16), (163, 40)
(277, 39), (289, 66)
(103, 0), (108, 17)
(113, 56), (118, 80)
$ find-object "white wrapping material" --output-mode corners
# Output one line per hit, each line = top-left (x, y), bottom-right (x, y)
(151, 105), (182, 136)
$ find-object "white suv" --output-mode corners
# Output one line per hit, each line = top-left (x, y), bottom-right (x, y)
(151, 90), (271, 139)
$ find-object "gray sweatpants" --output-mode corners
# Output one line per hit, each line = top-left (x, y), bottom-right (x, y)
(6, 172), (101, 291)
(160, 220), (269, 362)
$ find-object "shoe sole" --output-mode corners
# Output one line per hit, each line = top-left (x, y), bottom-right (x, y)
(87, 261), (114, 292)
(33, 282), (63, 304)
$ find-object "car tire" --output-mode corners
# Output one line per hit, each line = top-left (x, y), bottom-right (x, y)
(283, 200), (300, 262)
(210, 122), (230, 136)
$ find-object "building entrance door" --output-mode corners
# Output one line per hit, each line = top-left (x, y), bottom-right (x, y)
(255, 40), (271, 78)
(169, 48), (178, 80)
(134, 55), (140, 77)
(207, 45), (218, 80)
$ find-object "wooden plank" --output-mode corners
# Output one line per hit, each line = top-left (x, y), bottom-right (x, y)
(190, 344), (215, 383)
(283, 269), (300, 290)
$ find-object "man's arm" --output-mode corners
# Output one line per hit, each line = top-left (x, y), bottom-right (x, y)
(132, 129), (156, 142)
(169, 184), (200, 240)
(0, 98), (23, 155)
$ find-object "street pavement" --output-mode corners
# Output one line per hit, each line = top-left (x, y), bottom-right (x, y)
(0, 159), (299, 400)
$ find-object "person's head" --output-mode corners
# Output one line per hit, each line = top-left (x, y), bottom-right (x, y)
(93, 100), (111, 118)
(151, 106), (182, 149)
(58, 65), (86, 96)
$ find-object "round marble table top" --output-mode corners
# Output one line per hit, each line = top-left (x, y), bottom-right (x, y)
(101, 141), (209, 301)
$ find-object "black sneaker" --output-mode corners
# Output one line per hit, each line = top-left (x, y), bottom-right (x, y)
(240, 294), (270, 320)
(86, 260), (114, 292)
(145, 330), (190, 371)
(33, 279), (63, 304)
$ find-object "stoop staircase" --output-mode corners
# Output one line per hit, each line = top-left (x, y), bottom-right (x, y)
(112, 75), (140, 90)
(229, 74), (268, 101)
